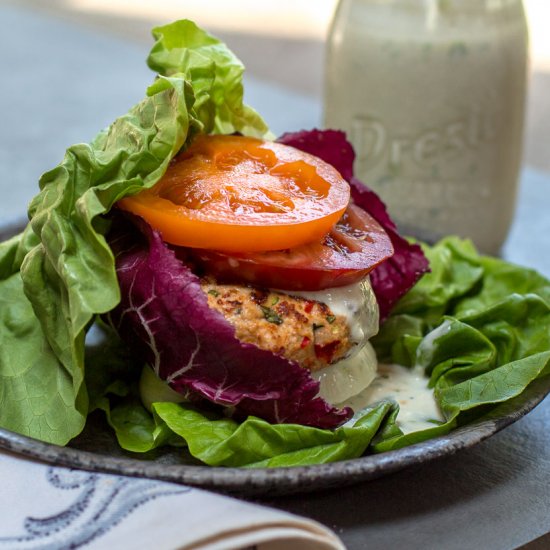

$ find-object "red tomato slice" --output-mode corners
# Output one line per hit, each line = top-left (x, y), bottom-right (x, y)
(117, 134), (350, 253)
(188, 203), (394, 290)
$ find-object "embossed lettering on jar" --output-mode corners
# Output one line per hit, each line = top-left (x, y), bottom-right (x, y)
(325, 0), (528, 254)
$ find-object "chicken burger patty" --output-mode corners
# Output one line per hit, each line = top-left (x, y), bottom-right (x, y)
(202, 279), (353, 371)
(203, 277), (381, 405)
(140, 277), (381, 411)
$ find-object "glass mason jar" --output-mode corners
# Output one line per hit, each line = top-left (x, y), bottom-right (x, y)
(324, 0), (528, 255)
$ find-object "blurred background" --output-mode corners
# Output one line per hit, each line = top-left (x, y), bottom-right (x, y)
(4, 0), (549, 172)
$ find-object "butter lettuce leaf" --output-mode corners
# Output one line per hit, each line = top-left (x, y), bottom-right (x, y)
(0, 230), (87, 442)
(371, 238), (550, 452)
(0, 20), (269, 444)
(99, 396), (397, 468)
(9, 79), (192, 445)
(147, 19), (270, 138)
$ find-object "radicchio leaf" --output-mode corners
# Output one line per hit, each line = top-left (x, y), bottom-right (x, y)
(277, 129), (430, 320)
(108, 216), (352, 429)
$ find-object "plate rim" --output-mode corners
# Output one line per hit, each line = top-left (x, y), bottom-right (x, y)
(1, 375), (548, 496)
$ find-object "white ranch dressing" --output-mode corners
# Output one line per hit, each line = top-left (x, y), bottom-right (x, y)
(287, 279), (379, 348)
(288, 280), (443, 430)
(286, 279), (381, 404)
(313, 341), (378, 404)
(416, 318), (453, 366)
(341, 363), (443, 434)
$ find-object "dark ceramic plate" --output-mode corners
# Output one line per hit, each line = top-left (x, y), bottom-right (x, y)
(1, 223), (549, 496)
(0, 377), (548, 496)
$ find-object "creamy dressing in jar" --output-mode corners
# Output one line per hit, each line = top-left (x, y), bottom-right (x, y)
(325, 0), (528, 254)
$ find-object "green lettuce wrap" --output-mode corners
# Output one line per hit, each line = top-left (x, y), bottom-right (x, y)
(0, 20), (270, 444)
(0, 20), (548, 470)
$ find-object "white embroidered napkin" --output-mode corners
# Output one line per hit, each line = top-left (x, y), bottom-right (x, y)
(0, 452), (345, 550)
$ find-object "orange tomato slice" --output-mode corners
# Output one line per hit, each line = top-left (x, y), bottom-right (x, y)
(117, 134), (350, 252)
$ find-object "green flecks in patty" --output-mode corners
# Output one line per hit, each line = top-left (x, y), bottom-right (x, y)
(260, 305), (283, 325)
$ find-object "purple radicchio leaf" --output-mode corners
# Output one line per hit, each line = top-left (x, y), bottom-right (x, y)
(277, 129), (430, 321)
(108, 215), (352, 429)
